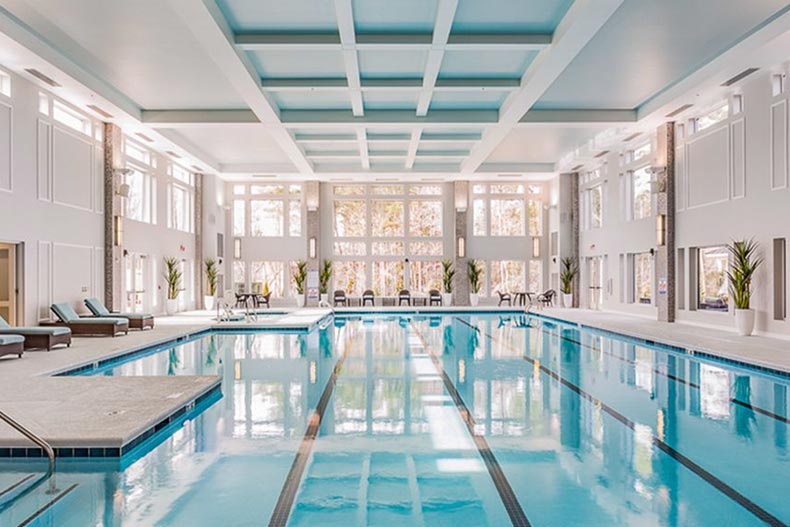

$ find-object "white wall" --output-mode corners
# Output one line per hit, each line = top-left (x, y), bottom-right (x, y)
(0, 67), (104, 323)
(577, 68), (790, 337)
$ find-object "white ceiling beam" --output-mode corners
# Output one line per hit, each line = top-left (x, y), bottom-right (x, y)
(357, 129), (370, 169)
(461, 0), (626, 174)
(405, 129), (422, 169)
(416, 0), (458, 116)
(519, 109), (637, 125)
(260, 78), (519, 92)
(333, 0), (364, 116)
(167, 0), (313, 174)
(234, 31), (551, 51)
(280, 109), (497, 126)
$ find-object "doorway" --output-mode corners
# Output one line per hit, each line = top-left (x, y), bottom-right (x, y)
(0, 243), (19, 325)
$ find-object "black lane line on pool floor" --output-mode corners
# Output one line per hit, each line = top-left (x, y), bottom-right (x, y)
(410, 322), (532, 527)
(456, 317), (786, 527)
(537, 323), (790, 426)
(267, 347), (350, 527)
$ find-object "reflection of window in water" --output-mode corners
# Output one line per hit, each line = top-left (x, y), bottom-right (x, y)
(634, 346), (654, 393)
(701, 364), (731, 420)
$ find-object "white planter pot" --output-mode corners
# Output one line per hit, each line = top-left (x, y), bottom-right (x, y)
(166, 298), (178, 316)
(562, 293), (574, 308)
(442, 293), (453, 306)
(296, 295), (305, 308)
(735, 308), (755, 336)
(204, 296), (215, 312)
(470, 293), (479, 307)
(320, 293), (329, 305)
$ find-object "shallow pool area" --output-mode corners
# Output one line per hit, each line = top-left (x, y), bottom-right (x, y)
(1, 312), (788, 526)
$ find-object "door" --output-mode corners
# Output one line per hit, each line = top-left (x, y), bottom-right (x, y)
(0, 243), (16, 325)
(588, 256), (603, 310)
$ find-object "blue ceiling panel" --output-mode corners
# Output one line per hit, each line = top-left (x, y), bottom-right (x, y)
(217, 0), (338, 32)
(440, 49), (537, 79)
(430, 90), (509, 110)
(249, 50), (346, 79)
(452, 0), (573, 33)
(358, 50), (428, 79)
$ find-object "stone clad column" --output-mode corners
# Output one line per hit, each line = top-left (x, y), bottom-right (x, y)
(194, 173), (204, 309)
(655, 122), (676, 322)
(305, 181), (320, 307)
(103, 123), (123, 311)
(453, 181), (469, 305)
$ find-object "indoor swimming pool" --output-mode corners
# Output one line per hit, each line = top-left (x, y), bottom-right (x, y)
(0, 313), (788, 526)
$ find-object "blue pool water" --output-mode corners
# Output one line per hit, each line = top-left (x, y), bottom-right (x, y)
(0, 313), (788, 526)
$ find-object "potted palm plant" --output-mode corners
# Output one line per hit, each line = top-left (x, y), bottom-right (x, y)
(204, 258), (218, 311)
(293, 259), (307, 307)
(560, 257), (578, 308)
(164, 257), (182, 315)
(727, 239), (762, 336)
(467, 259), (482, 306)
(441, 259), (455, 305)
(319, 259), (332, 305)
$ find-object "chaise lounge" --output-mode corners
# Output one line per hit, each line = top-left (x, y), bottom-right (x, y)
(84, 298), (155, 330)
(47, 303), (129, 337)
(0, 314), (71, 350)
(0, 335), (24, 359)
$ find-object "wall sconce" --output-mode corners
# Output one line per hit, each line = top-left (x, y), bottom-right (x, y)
(656, 214), (666, 247)
(457, 236), (465, 258)
(113, 215), (123, 246)
(234, 238), (242, 259)
(532, 236), (541, 258)
(309, 237), (317, 259)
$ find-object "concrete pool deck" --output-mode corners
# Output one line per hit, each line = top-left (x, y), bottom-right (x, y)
(0, 305), (788, 454)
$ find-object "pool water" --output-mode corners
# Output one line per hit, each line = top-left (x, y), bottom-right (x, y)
(0, 313), (788, 526)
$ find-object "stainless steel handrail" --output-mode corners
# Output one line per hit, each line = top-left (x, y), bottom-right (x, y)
(0, 409), (55, 477)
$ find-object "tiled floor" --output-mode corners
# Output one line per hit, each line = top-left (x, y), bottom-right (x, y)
(540, 308), (790, 374)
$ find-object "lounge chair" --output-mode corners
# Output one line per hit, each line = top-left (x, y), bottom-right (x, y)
(0, 314), (71, 350)
(497, 291), (512, 306)
(428, 289), (442, 306)
(84, 298), (154, 330)
(47, 303), (128, 337)
(362, 290), (375, 306)
(0, 335), (24, 359)
(334, 290), (348, 306)
(398, 289), (411, 306)
(537, 289), (556, 307)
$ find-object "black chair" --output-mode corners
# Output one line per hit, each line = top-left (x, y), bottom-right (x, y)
(497, 291), (512, 306)
(334, 290), (348, 306)
(398, 289), (411, 306)
(362, 290), (375, 306)
(428, 289), (442, 306)
(537, 289), (556, 307)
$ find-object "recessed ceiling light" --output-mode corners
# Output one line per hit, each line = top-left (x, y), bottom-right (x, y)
(86, 104), (113, 119)
(24, 68), (60, 87)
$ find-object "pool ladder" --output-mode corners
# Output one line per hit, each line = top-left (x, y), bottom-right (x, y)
(0, 409), (57, 494)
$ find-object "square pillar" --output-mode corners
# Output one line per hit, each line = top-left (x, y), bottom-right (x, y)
(103, 123), (123, 311)
(655, 122), (676, 322)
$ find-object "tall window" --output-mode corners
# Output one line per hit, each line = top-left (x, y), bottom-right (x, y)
(168, 165), (194, 233)
(634, 253), (652, 304)
(698, 246), (728, 311)
(472, 183), (529, 236)
(631, 167), (652, 220)
(331, 184), (444, 295)
(233, 184), (302, 238)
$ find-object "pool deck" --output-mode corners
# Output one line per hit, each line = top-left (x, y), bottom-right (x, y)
(539, 307), (790, 374)
(0, 305), (788, 453)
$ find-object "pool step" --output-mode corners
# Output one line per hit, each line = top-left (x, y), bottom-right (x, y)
(0, 477), (79, 527)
